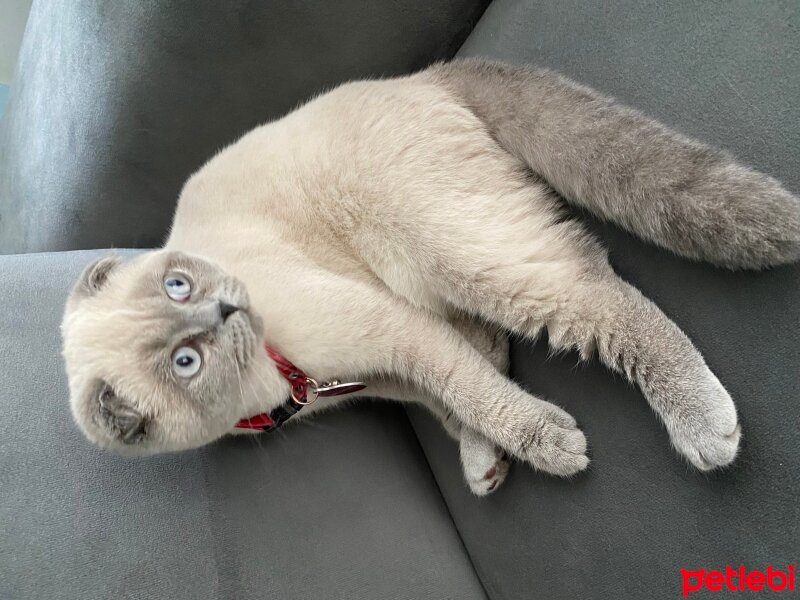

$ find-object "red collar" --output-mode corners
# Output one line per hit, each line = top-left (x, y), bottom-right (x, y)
(235, 344), (366, 431)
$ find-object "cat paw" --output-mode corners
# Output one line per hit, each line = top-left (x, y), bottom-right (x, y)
(460, 429), (510, 496)
(665, 371), (741, 471)
(518, 404), (589, 477)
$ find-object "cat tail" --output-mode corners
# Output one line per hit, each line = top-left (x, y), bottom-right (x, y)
(426, 58), (800, 270)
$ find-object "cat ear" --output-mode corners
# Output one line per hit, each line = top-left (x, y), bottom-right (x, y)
(97, 383), (148, 445)
(76, 255), (121, 296)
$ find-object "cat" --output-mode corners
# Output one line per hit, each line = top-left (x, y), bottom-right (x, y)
(61, 59), (800, 496)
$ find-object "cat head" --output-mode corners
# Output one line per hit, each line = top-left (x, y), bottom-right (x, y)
(61, 250), (284, 454)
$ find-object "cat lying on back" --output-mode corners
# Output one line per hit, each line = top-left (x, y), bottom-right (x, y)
(61, 59), (799, 495)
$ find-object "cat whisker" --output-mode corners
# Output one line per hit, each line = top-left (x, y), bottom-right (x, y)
(228, 343), (262, 454)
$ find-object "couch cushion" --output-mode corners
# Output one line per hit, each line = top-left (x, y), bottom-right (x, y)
(0, 0), (489, 254)
(0, 250), (486, 600)
(409, 1), (800, 599)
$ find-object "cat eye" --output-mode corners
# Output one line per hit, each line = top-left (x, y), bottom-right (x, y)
(172, 346), (202, 378)
(164, 273), (191, 302)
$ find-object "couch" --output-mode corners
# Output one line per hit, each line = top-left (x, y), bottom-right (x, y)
(1, 1), (797, 598)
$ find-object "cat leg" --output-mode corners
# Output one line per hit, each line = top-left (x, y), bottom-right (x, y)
(413, 210), (740, 470)
(364, 317), (511, 496)
(459, 426), (510, 496)
(450, 316), (511, 495)
(373, 309), (589, 477)
(549, 275), (741, 471)
(523, 276), (739, 471)
(364, 379), (511, 495)
(428, 58), (800, 269)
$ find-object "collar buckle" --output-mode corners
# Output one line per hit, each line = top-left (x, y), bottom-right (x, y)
(234, 344), (367, 431)
(292, 376), (320, 405)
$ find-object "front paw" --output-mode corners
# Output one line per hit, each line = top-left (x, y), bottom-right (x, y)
(664, 371), (741, 471)
(517, 403), (589, 477)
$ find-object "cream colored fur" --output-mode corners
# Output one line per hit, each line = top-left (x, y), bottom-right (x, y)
(63, 60), (800, 494)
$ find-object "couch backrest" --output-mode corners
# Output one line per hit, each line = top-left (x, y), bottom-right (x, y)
(0, 0), (489, 254)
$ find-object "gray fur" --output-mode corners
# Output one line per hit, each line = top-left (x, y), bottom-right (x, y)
(428, 58), (800, 269)
(97, 384), (148, 445)
(75, 255), (121, 297)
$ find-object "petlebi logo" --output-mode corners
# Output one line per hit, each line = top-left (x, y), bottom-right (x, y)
(681, 565), (795, 596)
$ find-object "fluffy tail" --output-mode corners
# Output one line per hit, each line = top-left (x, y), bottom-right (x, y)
(427, 58), (800, 269)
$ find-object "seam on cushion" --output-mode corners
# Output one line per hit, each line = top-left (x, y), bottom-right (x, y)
(401, 405), (492, 600)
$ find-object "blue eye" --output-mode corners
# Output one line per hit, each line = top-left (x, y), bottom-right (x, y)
(164, 274), (191, 301)
(173, 346), (202, 377)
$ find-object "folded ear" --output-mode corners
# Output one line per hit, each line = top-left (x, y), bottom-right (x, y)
(75, 255), (121, 297)
(97, 383), (148, 445)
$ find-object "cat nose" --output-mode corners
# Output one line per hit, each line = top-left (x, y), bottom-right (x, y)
(218, 302), (239, 322)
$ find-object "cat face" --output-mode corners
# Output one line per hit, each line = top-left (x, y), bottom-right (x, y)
(61, 250), (282, 454)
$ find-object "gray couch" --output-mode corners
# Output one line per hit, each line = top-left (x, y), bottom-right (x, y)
(1, 2), (798, 599)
